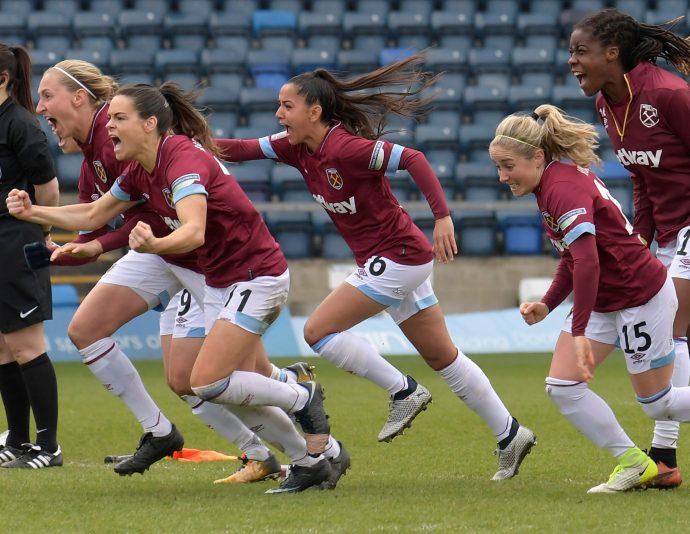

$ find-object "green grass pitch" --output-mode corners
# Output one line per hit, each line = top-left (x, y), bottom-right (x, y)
(2, 353), (690, 533)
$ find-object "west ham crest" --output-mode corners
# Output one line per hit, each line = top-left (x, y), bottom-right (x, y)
(326, 168), (343, 190)
(541, 211), (558, 232)
(93, 160), (108, 183)
(639, 104), (659, 128)
(162, 187), (174, 208)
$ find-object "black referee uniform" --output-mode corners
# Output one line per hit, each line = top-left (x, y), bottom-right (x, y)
(0, 96), (55, 333)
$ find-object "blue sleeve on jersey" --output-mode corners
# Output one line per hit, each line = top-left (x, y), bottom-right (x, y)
(173, 184), (208, 204)
(564, 222), (596, 246)
(385, 144), (404, 175)
(259, 136), (278, 159)
(110, 179), (131, 201)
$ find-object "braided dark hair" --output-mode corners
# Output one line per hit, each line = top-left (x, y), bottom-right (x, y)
(574, 8), (690, 74)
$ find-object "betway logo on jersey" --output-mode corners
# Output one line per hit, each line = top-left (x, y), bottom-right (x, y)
(313, 194), (357, 214)
(615, 148), (662, 168)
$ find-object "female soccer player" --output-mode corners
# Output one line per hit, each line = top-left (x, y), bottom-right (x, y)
(7, 82), (340, 493)
(32, 62), (326, 482)
(491, 104), (690, 493)
(0, 43), (61, 469)
(217, 54), (536, 480)
(569, 7), (690, 487)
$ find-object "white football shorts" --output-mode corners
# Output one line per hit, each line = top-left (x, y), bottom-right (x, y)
(159, 289), (205, 338)
(656, 225), (690, 280)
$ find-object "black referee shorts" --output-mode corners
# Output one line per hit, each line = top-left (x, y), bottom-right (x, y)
(0, 217), (52, 334)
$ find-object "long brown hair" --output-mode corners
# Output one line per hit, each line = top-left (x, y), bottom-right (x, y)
(575, 8), (690, 74)
(288, 52), (440, 140)
(115, 82), (220, 156)
(0, 42), (33, 113)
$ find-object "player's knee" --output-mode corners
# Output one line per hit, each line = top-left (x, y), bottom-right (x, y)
(545, 377), (585, 410)
(303, 319), (323, 347)
(639, 386), (674, 420)
(67, 318), (92, 348)
(167, 371), (192, 396)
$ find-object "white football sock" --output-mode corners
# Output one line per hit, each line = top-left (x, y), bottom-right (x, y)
(192, 371), (308, 412)
(652, 338), (689, 449)
(547, 377), (634, 458)
(639, 384), (690, 421)
(438, 351), (513, 441)
(323, 436), (341, 460)
(269, 364), (289, 383)
(81, 338), (171, 437)
(181, 395), (270, 461)
(231, 404), (310, 463)
(312, 331), (406, 395)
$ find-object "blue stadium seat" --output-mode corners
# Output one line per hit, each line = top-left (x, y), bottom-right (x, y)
(201, 47), (247, 77)
(89, 0), (124, 17)
(517, 13), (560, 38)
(475, 73), (511, 91)
(28, 12), (72, 54)
(425, 83), (464, 111)
(247, 111), (280, 129)
(291, 48), (337, 75)
(415, 124), (459, 151)
(165, 13), (209, 52)
(30, 50), (63, 75)
(512, 47), (556, 74)
(219, 0), (259, 17)
(208, 73), (243, 92)
(553, 83), (590, 111)
(520, 72), (554, 91)
(57, 153), (83, 188)
(266, 212), (314, 259)
(209, 12), (251, 41)
(343, 12), (387, 38)
(399, 0), (432, 16)
(379, 48), (416, 66)
(501, 216), (544, 255)
(570, 0), (605, 13)
(252, 10), (297, 38)
(508, 85), (553, 111)
(312, 1), (345, 17)
(337, 49), (379, 73)
(269, 0), (303, 15)
(430, 10), (473, 37)
(132, 0), (168, 16)
(118, 73), (155, 86)
(352, 0), (391, 17)
(426, 109), (461, 128)
(607, 183), (634, 217)
(600, 161), (629, 183)
(529, 0), (564, 16)
(44, 0), (79, 15)
(455, 161), (496, 196)
(199, 85), (240, 112)
(254, 73), (289, 91)
(299, 12), (342, 37)
(441, 0), (476, 17)
(261, 36), (296, 54)
(397, 36), (432, 50)
(425, 149), (457, 170)
(474, 11), (517, 39)
(156, 50), (200, 90)
(388, 11), (430, 38)
(457, 212), (499, 256)
(469, 48), (511, 75)
(425, 47), (468, 73)
(239, 87), (279, 112)
(110, 49), (155, 74)
(247, 49), (291, 80)
(407, 209), (437, 244)
(0, 13), (26, 46)
(351, 36), (387, 54)
(208, 112), (238, 138)
(464, 86), (508, 111)
(613, 0), (646, 20)
(118, 10), (164, 51)
(0, 0), (33, 17)
(231, 163), (272, 202)
(485, 0), (520, 17)
(65, 49), (110, 72)
(271, 164), (302, 192)
(73, 12), (116, 47)
(52, 284), (79, 308)
(306, 36), (342, 56)
(524, 35), (559, 50)
(321, 224), (352, 259)
(178, 0), (215, 17)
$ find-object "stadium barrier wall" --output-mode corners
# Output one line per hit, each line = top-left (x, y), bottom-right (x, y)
(44, 304), (571, 361)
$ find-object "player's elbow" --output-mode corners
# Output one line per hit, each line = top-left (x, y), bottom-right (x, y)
(186, 224), (205, 250)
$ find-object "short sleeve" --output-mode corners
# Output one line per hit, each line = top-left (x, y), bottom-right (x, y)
(110, 164), (143, 202)
(9, 115), (56, 185)
(261, 131), (298, 167)
(544, 180), (596, 246)
(165, 143), (211, 205)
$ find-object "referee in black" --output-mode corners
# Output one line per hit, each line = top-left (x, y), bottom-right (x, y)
(0, 43), (61, 468)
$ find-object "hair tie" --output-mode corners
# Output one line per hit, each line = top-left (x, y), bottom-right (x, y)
(531, 112), (540, 121)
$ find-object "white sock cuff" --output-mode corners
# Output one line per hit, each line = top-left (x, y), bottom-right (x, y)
(192, 377), (230, 401)
(545, 377), (582, 387)
(79, 337), (117, 365)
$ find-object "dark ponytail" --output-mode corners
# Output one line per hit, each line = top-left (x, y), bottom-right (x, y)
(288, 52), (440, 140)
(0, 42), (34, 113)
(575, 8), (690, 74)
(116, 82), (220, 157)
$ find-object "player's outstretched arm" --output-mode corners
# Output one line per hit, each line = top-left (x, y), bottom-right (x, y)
(215, 138), (266, 162)
(6, 189), (135, 232)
